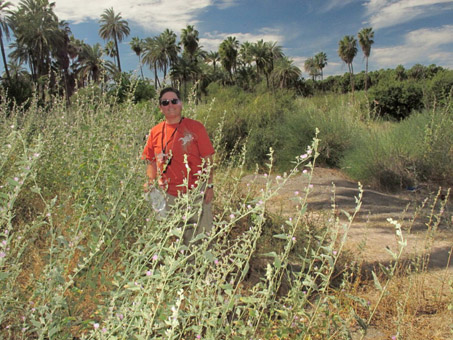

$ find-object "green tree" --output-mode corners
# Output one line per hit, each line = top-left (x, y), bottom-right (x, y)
(239, 41), (254, 68)
(160, 29), (180, 78)
(130, 36), (144, 79)
(9, 0), (62, 79)
(170, 55), (200, 97)
(219, 36), (239, 83)
(304, 57), (319, 81)
(358, 27), (374, 91)
(142, 37), (160, 88)
(265, 41), (283, 79)
(205, 50), (220, 72)
(271, 56), (301, 89)
(251, 40), (269, 82)
(104, 40), (117, 59)
(180, 25), (199, 61)
(99, 7), (130, 73)
(8, 0), (66, 99)
(78, 42), (104, 84)
(314, 52), (327, 80)
(251, 40), (283, 88)
(338, 35), (358, 94)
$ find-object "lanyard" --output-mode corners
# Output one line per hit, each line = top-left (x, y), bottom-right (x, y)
(161, 117), (184, 155)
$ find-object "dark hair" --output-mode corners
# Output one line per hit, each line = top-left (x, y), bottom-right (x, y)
(159, 87), (181, 102)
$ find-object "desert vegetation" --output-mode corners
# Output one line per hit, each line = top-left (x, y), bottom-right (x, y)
(1, 82), (452, 339)
(0, 1), (452, 339)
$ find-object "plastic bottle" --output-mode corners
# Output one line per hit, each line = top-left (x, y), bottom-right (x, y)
(145, 188), (167, 217)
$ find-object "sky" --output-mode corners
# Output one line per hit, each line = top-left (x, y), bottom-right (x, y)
(7, 0), (453, 79)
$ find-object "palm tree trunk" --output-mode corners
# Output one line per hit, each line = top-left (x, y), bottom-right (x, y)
(139, 55), (144, 80)
(153, 61), (160, 88)
(0, 36), (10, 83)
(114, 35), (122, 73)
(365, 56), (369, 92)
(349, 63), (355, 96)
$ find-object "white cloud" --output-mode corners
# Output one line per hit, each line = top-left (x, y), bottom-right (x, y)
(323, 0), (358, 12)
(10, 0), (214, 32)
(364, 0), (453, 29)
(215, 0), (239, 10)
(372, 25), (453, 68)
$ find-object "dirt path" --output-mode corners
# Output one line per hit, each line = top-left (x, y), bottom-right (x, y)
(244, 167), (453, 272)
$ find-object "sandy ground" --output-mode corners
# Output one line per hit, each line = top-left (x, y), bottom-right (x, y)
(244, 167), (453, 272)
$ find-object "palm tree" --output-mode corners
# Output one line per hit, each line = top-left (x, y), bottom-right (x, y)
(170, 55), (200, 97)
(0, 0), (12, 83)
(6, 60), (27, 81)
(314, 52), (327, 80)
(78, 42), (104, 84)
(204, 51), (220, 72)
(129, 36), (144, 79)
(219, 36), (239, 83)
(180, 25), (199, 61)
(358, 27), (374, 91)
(142, 37), (160, 88)
(271, 56), (301, 89)
(99, 8), (130, 73)
(251, 40), (283, 88)
(104, 40), (117, 59)
(338, 35), (358, 94)
(265, 41), (283, 77)
(304, 57), (318, 81)
(8, 0), (64, 98)
(160, 29), (179, 78)
(239, 41), (254, 67)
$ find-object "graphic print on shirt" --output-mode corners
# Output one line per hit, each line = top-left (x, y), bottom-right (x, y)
(179, 129), (194, 153)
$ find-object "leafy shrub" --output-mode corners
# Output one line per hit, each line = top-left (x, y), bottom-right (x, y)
(342, 106), (453, 190)
(425, 69), (453, 107)
(368, 78), (424, 120)
(276, 94), (361, 168)
(1, 74), (33, 108)
(107, 73), (156, 103)
(199, 84), (296, 168)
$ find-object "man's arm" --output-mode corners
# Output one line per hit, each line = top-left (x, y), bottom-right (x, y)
(144, 160), (158, 192)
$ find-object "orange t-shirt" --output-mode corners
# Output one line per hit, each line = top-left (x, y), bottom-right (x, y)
(142, 117), (215, 196)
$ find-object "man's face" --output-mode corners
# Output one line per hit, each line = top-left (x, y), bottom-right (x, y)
(159, 91), (182, 121)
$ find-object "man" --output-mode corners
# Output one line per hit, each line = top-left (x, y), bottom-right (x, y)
(142, 87), (215, 245)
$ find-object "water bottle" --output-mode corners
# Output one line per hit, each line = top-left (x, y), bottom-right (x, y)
(145, 188), (167, 217)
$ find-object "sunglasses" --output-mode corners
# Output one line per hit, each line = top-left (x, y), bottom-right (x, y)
(160, 98), (180, 106)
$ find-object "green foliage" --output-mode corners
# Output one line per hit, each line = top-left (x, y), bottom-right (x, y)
(1, 75), (34, 108)
(199, 86), (362, 170)
(368, 78), (424, 120)
(1, 94), (354, 338)
(199, 84), (297, 168)
(277, 94), (361, 168)
(107, 72), (156, 103)
(1, 81), (451, 338)
(425, 69), (453, 107)
(342, 105), (453, 190)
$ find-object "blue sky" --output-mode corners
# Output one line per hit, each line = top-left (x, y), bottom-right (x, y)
(8, 0), (453, 79)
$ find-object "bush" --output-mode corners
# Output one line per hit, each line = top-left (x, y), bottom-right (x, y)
(425, 69), (453, 107)
(199, 85), (296, 169)
(276, 94), (361, 168)
(342, 106), (453, 190)
(107, 73), (156, 103)
(368, 78), (424, 120)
